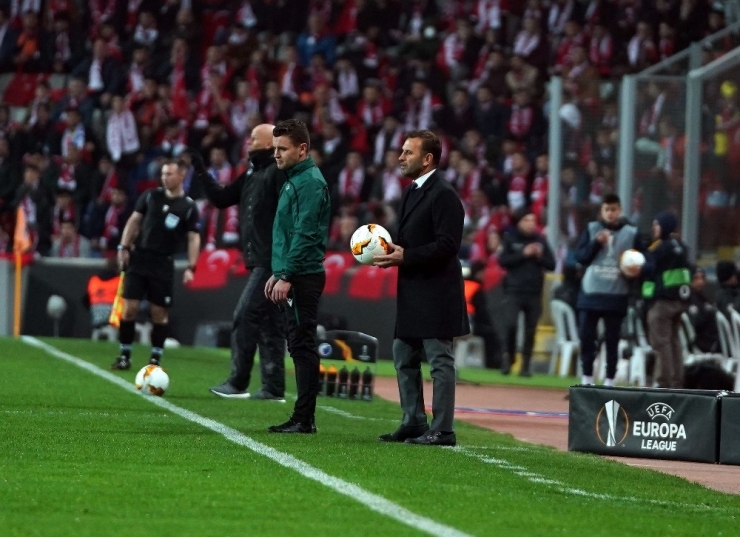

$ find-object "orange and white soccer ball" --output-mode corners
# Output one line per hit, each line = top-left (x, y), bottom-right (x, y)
(135, 365), (170, 396)
(350, 224), (393, 265)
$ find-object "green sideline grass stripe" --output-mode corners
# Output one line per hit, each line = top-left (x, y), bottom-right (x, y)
(21, 336), (471, 537)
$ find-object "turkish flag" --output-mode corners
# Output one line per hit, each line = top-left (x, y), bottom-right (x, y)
(186, 248), (242, 290)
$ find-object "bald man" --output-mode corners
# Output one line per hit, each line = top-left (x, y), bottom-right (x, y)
(187, 125), (288, 400)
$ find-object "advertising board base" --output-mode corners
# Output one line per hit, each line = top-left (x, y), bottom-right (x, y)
(568, 386), (720, 463)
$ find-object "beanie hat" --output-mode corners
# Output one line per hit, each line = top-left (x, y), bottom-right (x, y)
(716, 261), (737, 284)
(654, 211), (678, 239)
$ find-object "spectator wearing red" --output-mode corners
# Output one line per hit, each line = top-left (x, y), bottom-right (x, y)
(658, 22), (676, 62)
(193, 69), (232, 131)
(530, 153), (549, 222)
(230, 78), (260, 139)
(277, 45), (304, 102)
(51, 216), (90, 257)
(158, 38), (200, 120)
(336, 150), (366, 204)
(404, 79), (442, 132)
(106, 94), (140, 168)
(627, 21), (658, 71)
(589, 21), (614, 77)
(370, 148), (407, 204)
(513, 16), (544, 69)
(506, 152), (532, 213)
(203, 145), (239, 250)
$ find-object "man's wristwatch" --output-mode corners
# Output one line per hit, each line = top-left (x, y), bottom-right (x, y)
(117, 244), (130, 252)
(279, 273), (291, 282)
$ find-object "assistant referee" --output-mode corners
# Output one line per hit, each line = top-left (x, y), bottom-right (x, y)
(111, 158), (201, 370)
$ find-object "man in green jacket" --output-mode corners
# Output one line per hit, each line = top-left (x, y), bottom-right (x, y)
(264, 119), (330, 434)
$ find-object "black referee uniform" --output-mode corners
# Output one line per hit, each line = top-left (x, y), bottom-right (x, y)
(111, 187), (199, 370)
(124, 188), (200, 305)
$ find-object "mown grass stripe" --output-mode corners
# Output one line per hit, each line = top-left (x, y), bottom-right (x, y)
(21, 336), (471, 537)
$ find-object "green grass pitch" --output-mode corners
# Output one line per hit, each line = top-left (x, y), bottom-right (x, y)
(1, 336), (739, 536)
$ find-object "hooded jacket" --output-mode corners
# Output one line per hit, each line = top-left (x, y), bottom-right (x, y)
(196, 148), (286, 268)
(642, 212), (691, 302)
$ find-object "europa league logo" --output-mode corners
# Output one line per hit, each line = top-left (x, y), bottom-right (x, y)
(596, 399), (629, 446)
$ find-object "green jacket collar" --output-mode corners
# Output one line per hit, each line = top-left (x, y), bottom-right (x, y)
(285, 156), (315, 178)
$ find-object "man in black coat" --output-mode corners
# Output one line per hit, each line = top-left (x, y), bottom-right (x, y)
(187, 124), (287, 401)
(375, 130), (469, 447)
(498, 209), (556, 376)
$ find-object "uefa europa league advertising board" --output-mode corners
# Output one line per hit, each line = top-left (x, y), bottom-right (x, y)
(568, 386), (720, 463)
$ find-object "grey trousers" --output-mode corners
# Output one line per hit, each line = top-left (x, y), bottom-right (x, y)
(393, 338), (456, 433)
(647, 299), (687, 389)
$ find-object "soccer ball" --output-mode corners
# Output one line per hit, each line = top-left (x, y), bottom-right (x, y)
(135, 365), (170, 397)
(350, 224), (393, 265)
(620, 249), (646, 277)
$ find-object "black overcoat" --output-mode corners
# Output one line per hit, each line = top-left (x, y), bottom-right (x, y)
(394, 170), (470, 339)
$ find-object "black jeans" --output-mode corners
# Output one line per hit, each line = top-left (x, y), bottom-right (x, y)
(229, 267), (285, 395)
(579, 309), (625, 379)
(283, 272), (325, 423)
(502, 293), (542, 372)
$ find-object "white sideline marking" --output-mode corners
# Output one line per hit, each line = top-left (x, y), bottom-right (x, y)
(452, 446), (721, 511)
(22, 337), (471, 537)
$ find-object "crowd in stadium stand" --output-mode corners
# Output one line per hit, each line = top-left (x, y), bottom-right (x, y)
(0, 0), (737, 276)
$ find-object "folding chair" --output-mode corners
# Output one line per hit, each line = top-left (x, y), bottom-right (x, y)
(549, 300), (579, 377)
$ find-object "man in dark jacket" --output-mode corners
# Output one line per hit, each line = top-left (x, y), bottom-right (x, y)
(498, 209), (556, 376)
(643, 211), (691, 388)
(575, 194), (646, 386)
(264, 119), (330, 433)
(188, 124), (287, 401)
(375, 130), (469, 447)
(715, 260), (740, 318)
(686, 266), (719, 353)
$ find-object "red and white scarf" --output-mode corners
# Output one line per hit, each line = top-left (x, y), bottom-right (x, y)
(338, 167), (364, 201)
(476, 0), (503, 31)
(127, 0), (143, 27)
(358, 99), (385, 128)
(381, 169), (405, 202)
(57, 163), (77, 192)
(106, 110), (140, 162)
(53, 203), (75, 236)
(101, 203), (122, 247)
(514, 31), (540, 57)
(57, 235), (81, 257)
(373, 127), (404, 165)
(507, 173), (528, 210)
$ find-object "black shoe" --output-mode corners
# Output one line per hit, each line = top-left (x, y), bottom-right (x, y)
(519, 370), (532, 378)
(149, 357), (160, 366)
(501, 366), (511, 376)
(267, 418), (316, 434)
(378, 424), (429, 443)
(110, 356), (131, 370)
(405, 431), (457, 446)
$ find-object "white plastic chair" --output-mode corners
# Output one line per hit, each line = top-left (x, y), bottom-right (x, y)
(715, 311), (738, 374)
(680, 312), (726, 366)
(454, 335), (485, 369)
(549, 300), (579, 377)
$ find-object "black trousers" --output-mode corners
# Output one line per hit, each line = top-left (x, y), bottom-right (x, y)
(579, 309), (624, 379)
(502, 293), (542, 371)
(229, 267), (285, 395)
(282, 272), (325, 423)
